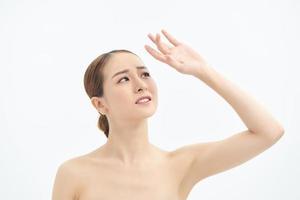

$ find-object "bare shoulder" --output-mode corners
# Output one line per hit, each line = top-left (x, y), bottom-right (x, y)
(52, 156), (87, 200)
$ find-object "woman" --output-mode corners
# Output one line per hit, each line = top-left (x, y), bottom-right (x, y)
(52, 29), (285, 200)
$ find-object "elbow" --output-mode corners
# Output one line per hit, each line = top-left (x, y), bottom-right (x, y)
(278, 126), (285, 134)
(269, 126), (285, 141)
(277, 126), (285, 138)
(254, 125), (285, 142)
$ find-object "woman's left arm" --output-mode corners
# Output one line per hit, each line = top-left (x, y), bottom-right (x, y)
(145, 29), (285, 191)
(145, 29), (284, 139)
(194, 64), (284, 139)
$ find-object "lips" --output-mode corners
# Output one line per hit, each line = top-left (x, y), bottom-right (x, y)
(135, 96), (152, 104)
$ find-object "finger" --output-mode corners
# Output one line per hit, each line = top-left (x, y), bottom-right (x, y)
(148, 33), (156, 44)
(148, 33), (171, 55)
(161, 29), (182, 46)
(144, 45), (167, 63)
(155, 33), (171, 55)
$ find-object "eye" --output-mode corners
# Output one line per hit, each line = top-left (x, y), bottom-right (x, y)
(117, 72), (151, 83)
(118, 76), (129, 83)
(142, 72), (151, 77)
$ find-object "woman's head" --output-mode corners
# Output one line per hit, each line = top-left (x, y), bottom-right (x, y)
(83, 50), (158, 138)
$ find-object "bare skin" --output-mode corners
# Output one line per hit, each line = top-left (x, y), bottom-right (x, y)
(52, 29), (284, 200)
(53, 144), (194, 200)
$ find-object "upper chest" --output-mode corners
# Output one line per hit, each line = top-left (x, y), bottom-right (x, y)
(76, 152), (190, 200)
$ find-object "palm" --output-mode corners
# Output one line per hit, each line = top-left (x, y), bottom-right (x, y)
(144, 29), (209, 76)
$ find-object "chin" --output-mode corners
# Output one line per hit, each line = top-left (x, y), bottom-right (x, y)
(132, 108), (157, 120)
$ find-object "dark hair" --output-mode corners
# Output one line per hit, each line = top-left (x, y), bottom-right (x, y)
(83, 49), (138, 138)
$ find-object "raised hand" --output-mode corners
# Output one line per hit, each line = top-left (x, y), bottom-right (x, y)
(144, 29), (211, 76)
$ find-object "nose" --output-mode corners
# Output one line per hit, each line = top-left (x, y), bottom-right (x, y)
(134, 77), (148, 93)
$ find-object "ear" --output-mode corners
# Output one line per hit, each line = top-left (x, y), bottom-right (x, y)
(91, 96), (107, 115)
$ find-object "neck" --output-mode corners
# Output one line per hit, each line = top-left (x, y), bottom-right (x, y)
(102, 119), (155, 166)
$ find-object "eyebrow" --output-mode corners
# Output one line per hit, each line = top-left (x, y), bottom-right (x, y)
(111, 66), (148, 79)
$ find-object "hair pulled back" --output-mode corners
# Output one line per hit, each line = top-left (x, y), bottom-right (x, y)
(83, 49), (138, 138)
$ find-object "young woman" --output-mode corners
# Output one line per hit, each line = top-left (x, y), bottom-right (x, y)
(52, 29), (285, 200)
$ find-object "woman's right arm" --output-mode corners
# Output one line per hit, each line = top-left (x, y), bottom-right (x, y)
(52, 161), (79, 200)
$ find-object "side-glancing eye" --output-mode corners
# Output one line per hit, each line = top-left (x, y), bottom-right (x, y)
(118, 72), (151, 83)
(118, 76), (129, 83)
(142, 72), (151, 77)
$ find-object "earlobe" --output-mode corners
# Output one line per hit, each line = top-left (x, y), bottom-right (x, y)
(98, 110), (105, 115)
(91, 96), (107, 115)
(98, 108), (107, 116)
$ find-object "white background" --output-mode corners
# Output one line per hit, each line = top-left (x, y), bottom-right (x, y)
(1, 0), (299, 199)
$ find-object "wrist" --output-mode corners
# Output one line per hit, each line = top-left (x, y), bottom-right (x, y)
(194, 64), (213, 79)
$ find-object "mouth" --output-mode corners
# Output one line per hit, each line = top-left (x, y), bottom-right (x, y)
(135, 96), (152, 104)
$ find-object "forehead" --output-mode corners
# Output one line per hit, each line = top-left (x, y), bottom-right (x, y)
(104, 52), (144, 77)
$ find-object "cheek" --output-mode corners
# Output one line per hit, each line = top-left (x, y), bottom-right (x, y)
(110, 88), (132, 105)
(149, 80), (157, 94)
(147, 81), (157, 103)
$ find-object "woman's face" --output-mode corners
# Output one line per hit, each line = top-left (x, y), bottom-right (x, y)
(99, 52), (158, 121)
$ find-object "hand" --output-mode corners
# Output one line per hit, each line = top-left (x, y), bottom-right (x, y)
(144, 29), (210, 76)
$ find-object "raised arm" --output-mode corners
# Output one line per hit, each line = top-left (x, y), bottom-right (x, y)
(195, 65), (284, 139)
(144, 29), (284, 198)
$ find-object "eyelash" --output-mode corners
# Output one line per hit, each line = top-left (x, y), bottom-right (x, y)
(118, 72), (151, 83)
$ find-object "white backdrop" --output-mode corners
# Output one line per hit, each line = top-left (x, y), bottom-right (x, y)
(1, 0), (299, 199)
